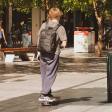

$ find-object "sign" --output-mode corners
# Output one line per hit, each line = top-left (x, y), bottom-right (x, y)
(5, 54), (15, 62)
(74, 31), (95, 52)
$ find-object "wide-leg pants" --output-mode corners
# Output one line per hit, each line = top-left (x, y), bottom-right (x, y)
(40, 54), (59, 94)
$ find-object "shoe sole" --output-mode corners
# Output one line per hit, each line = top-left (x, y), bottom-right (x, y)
(38, 98), (56, 102)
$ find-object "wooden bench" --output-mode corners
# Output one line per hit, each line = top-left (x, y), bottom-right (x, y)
(0, 47), (37, 62)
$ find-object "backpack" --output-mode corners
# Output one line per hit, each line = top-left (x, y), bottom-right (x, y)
(38, 23), (60, 54)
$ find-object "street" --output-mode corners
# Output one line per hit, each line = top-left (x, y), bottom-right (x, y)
(0, 48), (111, 112)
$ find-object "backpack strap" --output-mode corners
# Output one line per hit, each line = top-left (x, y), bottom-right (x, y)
(55, 24), (61, 31)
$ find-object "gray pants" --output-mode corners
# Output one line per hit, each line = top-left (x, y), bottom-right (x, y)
(40, 54), (59, 95)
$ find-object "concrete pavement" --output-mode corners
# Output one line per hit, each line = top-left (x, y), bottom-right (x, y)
(0, 48), (111, 112)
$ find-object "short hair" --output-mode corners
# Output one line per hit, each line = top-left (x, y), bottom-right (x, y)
(48, 8), (63, 20)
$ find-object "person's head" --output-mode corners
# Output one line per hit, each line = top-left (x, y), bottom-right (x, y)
(48, 7), (63, 21)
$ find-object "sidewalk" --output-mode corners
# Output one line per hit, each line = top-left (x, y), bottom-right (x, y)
(0, 48), (111, 112)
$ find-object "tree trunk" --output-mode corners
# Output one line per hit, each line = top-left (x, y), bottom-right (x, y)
(44, 0), (49, 19)
(93, 0), (104, 56)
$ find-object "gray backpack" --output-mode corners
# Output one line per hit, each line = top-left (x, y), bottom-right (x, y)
(38, 23), (60, 54)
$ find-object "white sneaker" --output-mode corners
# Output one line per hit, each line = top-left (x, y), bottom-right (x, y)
(38, 95), (56, 102)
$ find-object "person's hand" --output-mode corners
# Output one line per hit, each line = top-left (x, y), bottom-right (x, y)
(5, 40), (7, 45)
(37, 52), (40, 61)
(61, 41), (67, 48)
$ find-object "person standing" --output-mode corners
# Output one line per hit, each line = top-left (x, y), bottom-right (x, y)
(0, 24), (7, 48)
(21, 21), (29, 47)
(37, 7), (67, 102)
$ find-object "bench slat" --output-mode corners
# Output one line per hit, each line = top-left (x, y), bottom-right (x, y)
(0, 47), (37, 53)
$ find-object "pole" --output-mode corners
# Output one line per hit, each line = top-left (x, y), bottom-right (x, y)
(107, 53), (112, 102)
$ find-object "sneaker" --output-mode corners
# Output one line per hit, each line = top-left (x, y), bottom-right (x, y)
(38, 94), (56, 102)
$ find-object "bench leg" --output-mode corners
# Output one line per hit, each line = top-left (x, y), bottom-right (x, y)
(0, 51), (4, 61)
(31, 54), (35, 62)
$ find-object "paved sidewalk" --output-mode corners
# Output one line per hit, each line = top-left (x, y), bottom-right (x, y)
(0, 48), (111, 112)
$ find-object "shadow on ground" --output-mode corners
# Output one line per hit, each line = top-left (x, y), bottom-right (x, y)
(0, 87), (107, 112)
(0, 57), (106, 74)
(0, 57), (106, 81)
(0, 56), (108, 112)
(59, 57), (106, 73)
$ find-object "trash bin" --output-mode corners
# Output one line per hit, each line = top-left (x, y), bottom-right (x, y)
(107, 53), (112, 102)
(74, 27), (95, 53)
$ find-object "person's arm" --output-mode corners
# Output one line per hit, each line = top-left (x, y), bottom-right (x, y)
(2, 29), (7, 44)
(57, 26), (67, 48)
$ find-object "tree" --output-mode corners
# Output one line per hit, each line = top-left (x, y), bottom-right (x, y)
(61, 0), (112, 56)
(1, 0), (111, 43)
(35, 0), (111, 44)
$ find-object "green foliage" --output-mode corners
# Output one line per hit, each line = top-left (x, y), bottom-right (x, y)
(33, 0), (43, 7)
(0, 0), (44, 14)
(63, 0), (92, 12)
(1, 0), (8, 7)
(14, 8), (31, 14)
(60, 0), (112, 17)
(12, 0), (31, 14)
(105, 0), (112, 15)
(0, 0), (112, 16)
